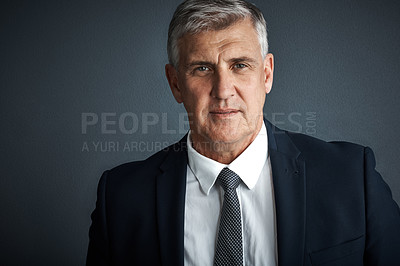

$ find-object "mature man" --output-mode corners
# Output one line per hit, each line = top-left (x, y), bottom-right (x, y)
(87, 0), (400, 265)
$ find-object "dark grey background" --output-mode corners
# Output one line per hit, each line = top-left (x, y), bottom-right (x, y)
(1, 0), (399, 265)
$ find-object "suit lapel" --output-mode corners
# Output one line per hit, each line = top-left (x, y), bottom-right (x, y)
(156, 138), (188, 266)
(266, 120), (306, 266)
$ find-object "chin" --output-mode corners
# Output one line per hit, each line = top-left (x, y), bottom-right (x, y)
(208, 131), (245, 144)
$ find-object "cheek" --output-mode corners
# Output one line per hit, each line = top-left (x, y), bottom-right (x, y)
(181, 90), (210, 117)
(241, 79), (266, 112)
(184, 81), (211, 106)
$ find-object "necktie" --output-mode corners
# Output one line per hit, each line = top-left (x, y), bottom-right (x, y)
(214, 167), (243, 266)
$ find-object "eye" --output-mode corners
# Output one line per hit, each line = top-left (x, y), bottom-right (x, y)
(196, 66), (210, 72)
(192, 66), (212, 76)
(234, 63), (247, 69)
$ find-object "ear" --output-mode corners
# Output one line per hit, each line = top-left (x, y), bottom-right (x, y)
(263, 53), (274, 94)
(165, 64), (183, 103)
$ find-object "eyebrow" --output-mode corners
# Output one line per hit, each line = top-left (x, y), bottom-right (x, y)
(184, 57), (258, 69)
(185, 61), (213, 68)
(229, 57), (258, 65)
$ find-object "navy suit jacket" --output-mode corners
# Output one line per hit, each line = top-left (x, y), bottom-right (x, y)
(87, 120), (400, 265)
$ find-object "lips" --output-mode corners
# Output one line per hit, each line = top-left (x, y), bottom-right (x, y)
(209, 109), (239, 117)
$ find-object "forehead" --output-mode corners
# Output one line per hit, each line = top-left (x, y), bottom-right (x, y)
(177, 18), (261, 63)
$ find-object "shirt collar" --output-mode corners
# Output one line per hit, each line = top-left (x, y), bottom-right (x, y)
(187, 122), (268, 195)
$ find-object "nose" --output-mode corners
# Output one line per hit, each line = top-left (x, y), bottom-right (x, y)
(211, 69), (235, 100)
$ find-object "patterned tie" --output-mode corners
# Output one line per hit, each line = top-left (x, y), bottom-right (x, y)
(214, 167), (243, 266)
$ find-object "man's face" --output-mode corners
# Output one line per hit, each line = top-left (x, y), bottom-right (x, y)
(166, 18), (274, 151)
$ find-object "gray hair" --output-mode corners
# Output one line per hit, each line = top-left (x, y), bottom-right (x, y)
(167, 0), (268, 67)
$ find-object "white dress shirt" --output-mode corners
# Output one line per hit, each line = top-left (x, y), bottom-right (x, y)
(184, 122), (277, 266)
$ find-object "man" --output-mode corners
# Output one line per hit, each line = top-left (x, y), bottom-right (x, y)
(87, 0), (400, 265)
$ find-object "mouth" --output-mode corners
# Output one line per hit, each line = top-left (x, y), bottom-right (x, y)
(209, 109), (239, 118)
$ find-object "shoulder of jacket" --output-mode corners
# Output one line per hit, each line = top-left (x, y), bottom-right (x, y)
(105, 138), (186, 178)
(286, 130), (366, 159)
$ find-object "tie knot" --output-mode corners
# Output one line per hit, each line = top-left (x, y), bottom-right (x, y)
(217, 167), (240, 191)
